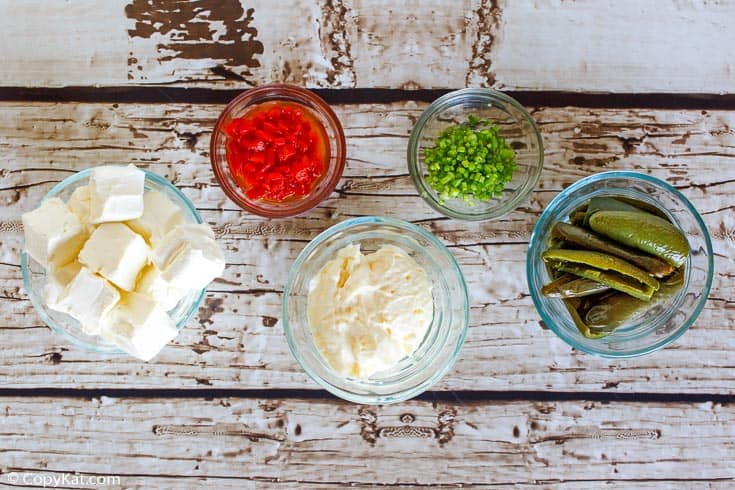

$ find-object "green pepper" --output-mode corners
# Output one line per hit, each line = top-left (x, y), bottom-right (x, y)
(562, 298), (611, 339)
(614, 196), (669, 218)
(541, 273), (611, 298)
(583, 197), (643, 226)
(584, 268), (685, 330)
(588, 210), (690, 268)
(584, 292), (649, 330)
(569, 210), (587, 227)
(542, 248), (659, 301)
(553, 222), (674, 278)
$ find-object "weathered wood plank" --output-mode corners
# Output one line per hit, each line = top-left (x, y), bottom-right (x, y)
(1, 101), (734, 392)
(1, 397), (734, 486)
(1, 1), (734, 92)
(0, 475), (728, 490)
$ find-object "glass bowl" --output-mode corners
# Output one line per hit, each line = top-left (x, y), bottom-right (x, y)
(527, 171), (714, 357)
(407, 88), (543, 220)
(283, 216), (469, 404)
(210, 83), (346, 218)
(21, 168), (207, 354)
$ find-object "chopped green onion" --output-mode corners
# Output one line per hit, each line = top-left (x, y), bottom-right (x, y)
(423, 116), (517, 204)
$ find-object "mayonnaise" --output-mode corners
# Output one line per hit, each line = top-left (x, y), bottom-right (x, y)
(307, 244), (433, 379)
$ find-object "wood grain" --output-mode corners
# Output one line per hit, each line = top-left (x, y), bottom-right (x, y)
(1, 1), (734, 92)
(1, 101), (733, 393)
(1, 397), (734, 486)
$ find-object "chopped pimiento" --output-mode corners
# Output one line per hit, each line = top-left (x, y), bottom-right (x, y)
(225, 101), (329, 202)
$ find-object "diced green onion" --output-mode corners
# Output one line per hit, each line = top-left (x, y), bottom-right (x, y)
(423, 116), (517, 204)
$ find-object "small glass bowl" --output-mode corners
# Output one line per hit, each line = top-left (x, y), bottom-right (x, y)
(408, 88), (544, 220)
(21, 168), (207, 354)
(527, 171), (714, 357)
(283, 216), (470, 404)
(210, 83), (347, 218)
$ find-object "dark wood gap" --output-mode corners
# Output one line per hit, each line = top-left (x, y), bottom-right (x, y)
(0, 388), (732, 404)
(2, 87), (735, 110)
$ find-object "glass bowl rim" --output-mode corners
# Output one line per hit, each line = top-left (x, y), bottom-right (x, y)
(526, 170), (715, 358)
(407, 87), (544, 221)
(20, 167), (207, 354)
(282, 215), (470, 403)
(210, 83), (347, 219)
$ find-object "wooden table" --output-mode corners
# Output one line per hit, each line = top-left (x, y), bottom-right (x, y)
(2, 1), (734, 487)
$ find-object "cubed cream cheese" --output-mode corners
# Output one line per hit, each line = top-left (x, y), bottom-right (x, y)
(152, 224), (225, 290)
(89, 164), (145, 224)
(53, 266), (121, 335)
(44, 260), (83, 310)
(126, 189), (184, 244)
(101, 292), (178, 361)
(135, 264), (188, 311)
(78, 222), (150, 291)
(45, 278), (66, 312)
(50, 259), (83, 286)
(22, 197), (87, 268)
(67, 185), (91, 228)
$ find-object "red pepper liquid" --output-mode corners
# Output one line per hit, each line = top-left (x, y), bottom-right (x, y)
(224, 101), (330, 202)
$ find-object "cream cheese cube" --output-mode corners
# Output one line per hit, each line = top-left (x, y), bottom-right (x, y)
(126, 190), (184, 244)
(22, 197), (87, 268)
(89, 164), (145, 224)
(78, 223), (150, 291)
(53, 267), (120, 335)
(152, 224), (224, 290)
(67, 185), (91, 229)
(135, 264), (188, 311)
(102, 292), (178, 361)
(45, 279), (66, 312)
(44, 260), (82, 309)
(50, 259), (83, 285)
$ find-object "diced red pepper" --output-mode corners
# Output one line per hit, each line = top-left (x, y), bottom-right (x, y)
(225, 101), (329, 203)
(277, 142), (297, 163)
(246, 139), (267, 152)
(246, 185), (267, 200)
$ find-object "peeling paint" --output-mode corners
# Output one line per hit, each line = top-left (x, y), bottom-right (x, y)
(125, 0), (264, 82)
(466, 0), (501, 87)
(321, 0), (356, 87)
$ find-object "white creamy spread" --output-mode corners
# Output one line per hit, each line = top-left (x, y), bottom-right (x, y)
(307, 244), (433, 379)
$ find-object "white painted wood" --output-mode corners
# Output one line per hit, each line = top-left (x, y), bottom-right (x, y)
(0, 0), (130, 87)
(0, 397), (734, 486)
(0, 1), (733, 91)
(1, 101), (733, 392)
(3, 2), (733, 484)
(493, 0), (735, 93)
